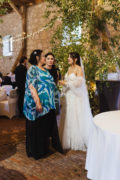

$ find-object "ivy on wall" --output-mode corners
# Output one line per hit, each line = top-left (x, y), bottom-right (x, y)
(0, 0), (10, 15)
(45, 0), (120, 114)
(45, 0), (120, 80)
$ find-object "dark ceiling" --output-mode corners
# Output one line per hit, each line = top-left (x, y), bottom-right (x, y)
(0, 0), (43, 14)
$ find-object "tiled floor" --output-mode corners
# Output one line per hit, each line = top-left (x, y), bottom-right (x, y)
(0, 116), (88, 180)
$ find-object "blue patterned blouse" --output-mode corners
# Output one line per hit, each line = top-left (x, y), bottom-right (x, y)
(23, 65), (58, 120)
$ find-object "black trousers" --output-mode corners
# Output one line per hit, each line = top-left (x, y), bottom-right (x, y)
(17, 89), (25, 116)
(48, 109), (63, 153)
(26, 109), (63, 160)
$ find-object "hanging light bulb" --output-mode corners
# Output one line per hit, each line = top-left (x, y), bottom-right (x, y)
(98, 0), (104, 5)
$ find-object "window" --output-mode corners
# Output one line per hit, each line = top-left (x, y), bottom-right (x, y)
(3, 35), (13, 56)
(62, 25), (81, 46)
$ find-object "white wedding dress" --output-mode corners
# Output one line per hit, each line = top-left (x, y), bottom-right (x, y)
(59, 73), (93, 151)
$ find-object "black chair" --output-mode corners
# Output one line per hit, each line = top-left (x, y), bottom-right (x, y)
(96, 80), (120, 112)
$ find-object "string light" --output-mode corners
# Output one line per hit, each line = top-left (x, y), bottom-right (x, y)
(0, 25), (49, 44)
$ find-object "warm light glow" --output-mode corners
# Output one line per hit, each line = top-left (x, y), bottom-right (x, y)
(29, 3), (33, 6)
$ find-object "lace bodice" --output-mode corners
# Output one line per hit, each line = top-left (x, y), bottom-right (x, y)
(65, 73), (83, 88)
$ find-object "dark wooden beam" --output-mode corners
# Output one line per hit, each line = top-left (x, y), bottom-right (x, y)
(9, 1), (22, 17)
(11, 5), (27, 72)
(11, 48), (23, 73)
(20, 5), (27, 55)
(10, 0), (43, 72)
(12, 0), (35, 6)
(35, 0), (43, 3)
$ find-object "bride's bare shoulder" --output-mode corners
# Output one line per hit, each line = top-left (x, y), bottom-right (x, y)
(76, 65), (82, 70)
(76, 65), (83, 76)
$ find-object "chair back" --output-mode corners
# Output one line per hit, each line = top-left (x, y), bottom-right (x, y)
(2, 85), (12, 96)
(9, 89), (18, 98)
(0, 87), (7, 101)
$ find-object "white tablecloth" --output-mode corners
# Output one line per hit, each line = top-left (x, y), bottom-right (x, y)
(86, 111), (120, 180)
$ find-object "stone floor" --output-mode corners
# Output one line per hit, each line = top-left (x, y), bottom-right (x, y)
(0, 116), (88, 180)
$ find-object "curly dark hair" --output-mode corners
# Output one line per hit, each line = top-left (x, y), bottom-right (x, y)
(45, 52), (55, 59)
(29, 49), (43, 65)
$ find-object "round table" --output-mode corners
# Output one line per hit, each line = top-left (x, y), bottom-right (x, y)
(86, 111), (120, 180)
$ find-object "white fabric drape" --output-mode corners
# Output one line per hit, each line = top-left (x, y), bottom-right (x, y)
(59, 73), (93, 151)
(86, 111), (120, 180)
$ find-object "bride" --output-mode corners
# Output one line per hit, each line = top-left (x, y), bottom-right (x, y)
(59, 52), (93, 151)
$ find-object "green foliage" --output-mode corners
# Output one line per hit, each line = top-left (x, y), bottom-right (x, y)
(0, 0), (9, 15)
(45, 0), (120, 114)
(45, 0), (120, 78)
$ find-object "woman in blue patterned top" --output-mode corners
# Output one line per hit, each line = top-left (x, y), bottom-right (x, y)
(24, 49), (63, 160)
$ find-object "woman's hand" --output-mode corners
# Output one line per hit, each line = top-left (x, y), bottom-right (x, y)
(29, 84), (43, 112)
(59, 80), (66, 86)
(36, 102), (43, 112)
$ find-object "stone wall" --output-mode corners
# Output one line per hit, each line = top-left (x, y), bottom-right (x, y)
(26, 2), (56, 58)
(0, 2), (56, 75)
(0, 13), (22, 74)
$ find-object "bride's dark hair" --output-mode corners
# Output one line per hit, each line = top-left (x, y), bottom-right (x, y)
(69, 52), (81, 66)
